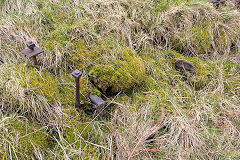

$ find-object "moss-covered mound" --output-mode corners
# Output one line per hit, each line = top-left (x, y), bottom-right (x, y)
(88, 48), (146, 93)
(0, 115), (49, 159)
(167, 50), (214, 90)
(0, 63), (61, 123)
(17, 64), (60, 103)
(157, 4), (240, 55)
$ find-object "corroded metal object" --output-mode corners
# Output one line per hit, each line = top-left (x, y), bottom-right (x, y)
(211, 0), (227, 4)
(175, 60), (194, 71)
(21, 41), (44, 65)
(72, 70), (82, 108)
(88, 93), (106, 115)
(211, 0), (227, 8)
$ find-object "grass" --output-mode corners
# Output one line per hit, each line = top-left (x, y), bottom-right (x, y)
(0, 0), (240, 159)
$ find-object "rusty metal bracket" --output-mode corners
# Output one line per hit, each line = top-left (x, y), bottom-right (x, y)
(175, 60), (194, 71)
(72, 69), (82, 108)
(21, 41), (44, 65)
(88, 93), (106, 115)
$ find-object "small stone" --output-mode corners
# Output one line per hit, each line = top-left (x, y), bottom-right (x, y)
(175, 60), (194, 71)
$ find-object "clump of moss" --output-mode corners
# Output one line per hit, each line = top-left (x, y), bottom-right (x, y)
(172, 21), (213, 54)
(0, 115), (49, 159)
(18, 64), (60, 103)
(88, 48), (146, 93)
(167, 50), (213, 90)
(71, 39), (100, 69)
(190, 21), (212, 54)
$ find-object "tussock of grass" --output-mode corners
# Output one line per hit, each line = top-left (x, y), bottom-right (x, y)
(0, 114), (49, 159)
(0, 0), (240, 159)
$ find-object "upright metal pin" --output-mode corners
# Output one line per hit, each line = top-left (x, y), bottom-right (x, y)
(72, 69), (82, 108)
(21, 41), (44, 65)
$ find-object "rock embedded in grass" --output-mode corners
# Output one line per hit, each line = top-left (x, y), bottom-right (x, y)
(167, 50), (214, 90)
(175, 60), (194, 71)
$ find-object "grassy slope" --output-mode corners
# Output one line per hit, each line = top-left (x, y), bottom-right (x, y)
(0, 0), (239, 159)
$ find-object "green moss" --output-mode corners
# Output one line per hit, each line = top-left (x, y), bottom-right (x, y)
(17, 64), (60, 103)
(167, 50), (213, 90)
(0, 115), (49, 159)
(88, 48), (146, 93)
(172, 21), (212, 54)
(71, 39), (100, 69)
(190, 21), (212, 54)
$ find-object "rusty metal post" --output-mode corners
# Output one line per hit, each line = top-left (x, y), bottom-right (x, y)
(72, 70), (82, 108)
(21, 41), (44, 65)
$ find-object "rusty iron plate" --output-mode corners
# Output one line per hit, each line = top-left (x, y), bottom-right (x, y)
(21, 46), (44, 58)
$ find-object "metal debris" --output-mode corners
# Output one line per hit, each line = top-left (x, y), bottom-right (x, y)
(21, 41), (44, 65)
(88, 93), (106, 115)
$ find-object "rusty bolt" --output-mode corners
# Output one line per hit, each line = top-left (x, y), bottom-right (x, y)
(175, 60), (194, 71)
(21, 41), (44, 65)
(88, 93), (106, 115)
(72, 69), (82, 108)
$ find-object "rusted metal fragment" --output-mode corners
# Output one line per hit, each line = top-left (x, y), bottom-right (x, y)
(175, 60), (194, 71)
(21, 41), (44, 65)
(88, 93), (106, 115)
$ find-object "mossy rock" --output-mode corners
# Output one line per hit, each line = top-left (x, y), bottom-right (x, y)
(167, 50), (213, 90)
(17, 64), (60, 103)
(0, 115), (49, 159)
(88, 48), (146, 94)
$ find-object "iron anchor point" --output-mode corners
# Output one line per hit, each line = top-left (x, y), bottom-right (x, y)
(72, 69), (82, 108)
(21, 41), (44, 65)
